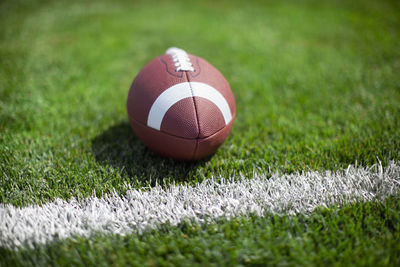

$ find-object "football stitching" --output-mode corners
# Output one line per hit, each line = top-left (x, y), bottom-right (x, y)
(160, 57), (184, 78)
(161, 49), (201, 78)
(188, 57), (201, 78)
(166, 47), (195, 72)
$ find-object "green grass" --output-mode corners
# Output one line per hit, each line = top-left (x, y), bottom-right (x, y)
(1, 0), (400, 265)
(2, 197), (400, 266)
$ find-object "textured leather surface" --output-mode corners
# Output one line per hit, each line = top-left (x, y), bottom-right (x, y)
(193, 97), (225, 138)
(129, 115), (234, 160)
(127, 54), (187, 125)
(194, 119), (234, 160)
(161, 97), (199, 139)
(129, 116), (197, 160)
(127, 51), (236, 160)
(187, 55), (236, 118)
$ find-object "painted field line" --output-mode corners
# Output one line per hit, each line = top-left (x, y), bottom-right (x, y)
(1, 161), (399, 249)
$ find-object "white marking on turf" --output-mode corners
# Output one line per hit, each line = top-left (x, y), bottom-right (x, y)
(147, 82), (232, 130)
(1, 161), (399, 249)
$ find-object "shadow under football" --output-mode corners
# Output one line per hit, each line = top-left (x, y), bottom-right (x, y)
(91, 121), (209, 184)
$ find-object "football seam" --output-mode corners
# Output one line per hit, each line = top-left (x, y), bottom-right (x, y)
(185, 72), (202, 138)
(128, 113), (234, 141)
(185, 72), (201, 159)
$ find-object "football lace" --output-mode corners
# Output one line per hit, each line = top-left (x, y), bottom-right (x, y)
(166, 47), (195, 72)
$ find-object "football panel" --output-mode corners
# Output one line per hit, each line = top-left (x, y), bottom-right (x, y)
(193, 119), (234, 160)
(129, 116), (197, 160)
(187, 55), (236, 117)
(160, 97), (199, 139)
(127, 55), (188, 125)
(193, 97), (226, 139)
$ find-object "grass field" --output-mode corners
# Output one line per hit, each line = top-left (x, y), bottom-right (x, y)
(1, 0), (400, 265)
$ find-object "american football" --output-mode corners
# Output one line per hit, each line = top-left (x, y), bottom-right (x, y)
(127, 47), (236, 160)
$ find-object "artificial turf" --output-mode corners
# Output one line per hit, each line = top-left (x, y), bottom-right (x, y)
(1, 0), (399, 265)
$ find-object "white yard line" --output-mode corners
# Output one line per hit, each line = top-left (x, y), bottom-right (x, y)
(1, 161), (399, 249)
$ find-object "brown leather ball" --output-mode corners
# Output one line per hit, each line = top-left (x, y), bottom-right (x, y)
(127, 48), (236, 160)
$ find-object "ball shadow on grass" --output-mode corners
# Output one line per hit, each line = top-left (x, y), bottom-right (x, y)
(91, 121), (209, 184)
